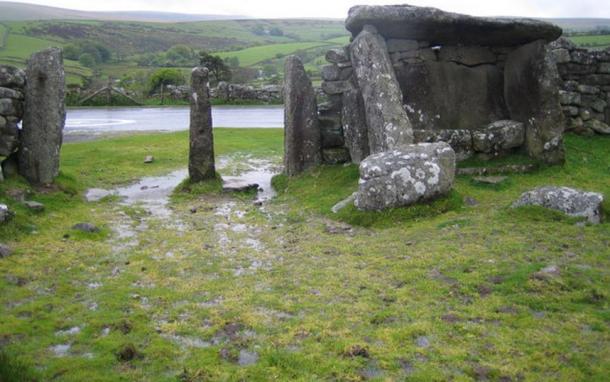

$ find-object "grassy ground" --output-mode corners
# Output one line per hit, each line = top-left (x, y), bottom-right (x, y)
(0, 131), (609, 381)
(216, 42), (333, 67)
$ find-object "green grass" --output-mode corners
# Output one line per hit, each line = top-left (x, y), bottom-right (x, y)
(1, 132), (609, 381)
(0, 23), (8, 49)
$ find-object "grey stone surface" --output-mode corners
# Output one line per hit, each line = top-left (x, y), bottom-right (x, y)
(0, 203), (14, 223)
(472, 120), (525, 155)
(437, 46), (497, 66)
(322, 147), (351, 165)
(346, 5), (562, 46)
(504, 40), (565, 165)
(24, 200), (44, 211)
(321, 80), (352, 95)
(0, 123), (20, 157)
(341, 84), (369, 163)
(326, 48), (350, 64)
(585, 119), (610, 134)
(396, 60), (508, 131)
(559, 90), (581, 106)
(19, 48), (66, 185)
(188, 67), (216, 182)
(283, 55), (321, 176)
(413, 129), (473, 161)
(0, 66), (26, 88)
(0, 243), (11, 258)
(72, 222), (100, 233)
(512, 186), (604, 224)
(386, 39), (419, 53)
(355, 142), (456, 211)
(350, 27), (413, 153)
(321, 65), (353, 81)
(0, 87), (24, 99)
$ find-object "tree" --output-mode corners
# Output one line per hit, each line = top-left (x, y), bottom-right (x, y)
(148, 68), (185, 94)
(199, 51), (231, 84)
(262, 64), (278, 78)
(225, 56), (240, 68)
(78, 53), (96, 68)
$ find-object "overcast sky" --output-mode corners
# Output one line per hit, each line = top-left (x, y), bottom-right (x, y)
(4, 0), (610, 18)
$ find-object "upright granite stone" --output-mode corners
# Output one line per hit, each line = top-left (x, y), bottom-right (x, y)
(188, 67), (216, 182)
(355, 142), (456, 211)
(350, 25), (413, 153)
(504, 40), (565, 165)
(341, 83), (369, 163)
(283, 55), (321, 176)
(19, 48), (65, 185)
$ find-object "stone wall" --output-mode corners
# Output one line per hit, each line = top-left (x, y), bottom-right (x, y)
(0, 66), (26, 180)
(550, 38), (610, 135)
(167, 82), (283, 104)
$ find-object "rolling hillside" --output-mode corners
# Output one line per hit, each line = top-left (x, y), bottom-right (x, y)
(0, 1), (245, 22)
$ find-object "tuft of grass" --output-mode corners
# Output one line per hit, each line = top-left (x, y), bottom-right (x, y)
(0, 349), (39, 382)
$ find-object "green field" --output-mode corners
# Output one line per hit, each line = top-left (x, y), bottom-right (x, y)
(0, 24), (7, 49)
(569, 34), (610, 49)
(217, 41), (334, 67)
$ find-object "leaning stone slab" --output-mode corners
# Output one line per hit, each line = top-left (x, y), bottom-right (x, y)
(512, 186), (604, 224)
(188, 67), (216, 182)
(504, 40), (565, 165)
(355, 142), (455, 211)
(350, 25), (413, 153)
(283, 55), (321, 176)
(19, 48), (66, 185)
(345, 4), (562, 46)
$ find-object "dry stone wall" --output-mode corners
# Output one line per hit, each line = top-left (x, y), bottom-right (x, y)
(0, 66), (26, 179)
(550, 38), (610, 135)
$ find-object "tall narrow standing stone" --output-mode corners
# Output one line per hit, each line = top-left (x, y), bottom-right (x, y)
(283, 55), (321, 176)
(350, 25), (413, 154)
(342, 82), (369, 163)
(189, 67), (216, 182)
(504, 40), (565, 165)
(19, 48), (65, 185)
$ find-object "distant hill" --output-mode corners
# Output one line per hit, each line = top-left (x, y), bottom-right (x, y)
(0, 1), (245, 22)
(542, 18), (610, 33)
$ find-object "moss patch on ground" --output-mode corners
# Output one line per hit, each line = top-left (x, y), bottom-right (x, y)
(0, 132), (609, 381)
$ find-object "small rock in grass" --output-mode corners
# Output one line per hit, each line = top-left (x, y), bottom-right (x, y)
(472, 176), (508, 185)
(72, 222), (100, 233)
(331, 192), (357, 213)
(532, 264), (560, 280)
(24, 200), (44, 211)
(512, 186), (604, 224)
(144, 155), (154, 164)
(0, 243), (12, 258)
(324, 221), (353, 234)
(238, 350), (259, 366)
(415, 336), (430, 348)
(464, 196), (479, 206)
(0, 203), (14, 223)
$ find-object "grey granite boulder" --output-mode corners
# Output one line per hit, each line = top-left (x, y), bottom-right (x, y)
(19, 48), (66, 185)
(355, 142), (456, 211)
(350, 25), (413, 153)
(472, 120), (525, 155)
(0, 203), (14, 223)
(345, 4), (562, 46)
(283, 55), (321, 176)
(413, 129), (473, 161)
(512, 186), (604, 224)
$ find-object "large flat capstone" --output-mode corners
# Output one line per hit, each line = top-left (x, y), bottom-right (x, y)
(355, 142), (456, 211)
(345, 5), (562, 46)
(512, 186), (604, 224)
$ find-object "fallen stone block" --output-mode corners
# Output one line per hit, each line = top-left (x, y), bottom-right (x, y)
(512, 186), (604, 224)
(472, 120), (525, 155)
(355, 142), (455, 211)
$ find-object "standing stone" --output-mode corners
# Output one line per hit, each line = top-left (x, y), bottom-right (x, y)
(350, 25), (413, 153)
(341, 83), (369, 163)
(283, 56), (321, 176)
(19, 48), (65, 185)
(188, 67), (216, 182)
(504, 40), (565, 165)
